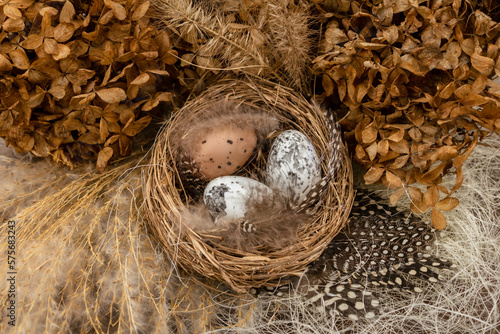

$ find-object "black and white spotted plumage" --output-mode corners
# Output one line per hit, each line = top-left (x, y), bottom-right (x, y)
(293, 111), (344, 214)
(252, 190), (454, 321)
(177, 158), (208, 201)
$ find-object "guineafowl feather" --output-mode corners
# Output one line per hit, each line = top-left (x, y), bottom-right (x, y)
(253, 189), (454, 321)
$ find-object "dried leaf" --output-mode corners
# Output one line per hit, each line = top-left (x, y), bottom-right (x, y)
(9, 49), (30, 70)
(379, 151), (400, 163)
(389, 139), (410, 154)
(99, 118), (109, 143)
(322, 74), (334, 96)
(60, 0), (76, 23)
(96, 147), (113, 173)
(382, 25), (399, 44)
(400, 54), (428, 76)
(324, 26), (348, 48)
(53, 44), (72, 60)
(96, 88), (127, 104)
(0, 110), (14, 130)
(389, 187), (405, 206)
(4, 5), (22, 19)
(163, 50), (178, 65)
(127, 84), (140, 100)
(53, 23), (75, 43)
(32, 133), (50, 157)
(142, 92), (173, 111)
(29, 86), (46, 108)
(409, 187), (430, 214)
(99, 10), (115, 25)
(387, 128), (405, 142)
(407, 186), (422, 202)
(49, 76), (69, 99)
(130, 72), (150, 86)
(437, 146), (458, 161)
(435, 197), (460, 211)
(78, 131), (99, 145)
(21, 34), (44, 49)
(364, 166), (385, 184)
(111, 1), (127, 21)
(361, 122), (378, 144)
(132, 1), (150, 21)
(0, 54), (13, 72)
(471, 53), (495, 74)
(107, 121), (121, 133)
(419, 162), (446, 184)
(377, 138), (389, 156)
(44, 38), (59, 55)
(122, 116), (152, 137)
(63, 118), (85, 132)
(424, 186), (440, 206)
(3, 18), (25, 32)
(431, 208), (447, 230)
(386, 170), (404, 188)
(118, 106), (135, 124)
(365, 141), (378, 161)
(408, 127), (422, 141)
(474, 10), (494, 35)
(18, 134), (35, 152)
(119, 134), (131, 155)
(69, 92), (96, 110)
(390, 154), (409, 169)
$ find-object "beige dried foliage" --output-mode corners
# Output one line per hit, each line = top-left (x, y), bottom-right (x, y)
(314, 0), (500, 229)
(0, 0), (175, 171)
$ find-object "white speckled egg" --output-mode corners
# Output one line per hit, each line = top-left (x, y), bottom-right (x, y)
(193, 126), (257, 180)
(203, 176), (273, 223)
(266, 130), (321, 204)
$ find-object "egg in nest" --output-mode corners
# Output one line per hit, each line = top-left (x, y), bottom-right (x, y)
(266, 130), (322, 205)
(193, 125), (257, 179)
(172, 100), (279, 186)
(203, 176), (273, 223)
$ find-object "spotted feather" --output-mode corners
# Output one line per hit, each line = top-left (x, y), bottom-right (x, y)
(252, 189), (454, 321)
(292, 110), (343, 214)
(177, 155), (207, 201)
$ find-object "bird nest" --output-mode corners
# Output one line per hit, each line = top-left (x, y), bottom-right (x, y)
(144, 80), (354, 293)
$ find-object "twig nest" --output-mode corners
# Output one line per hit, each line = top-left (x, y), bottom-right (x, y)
(144, 80), (354, 293)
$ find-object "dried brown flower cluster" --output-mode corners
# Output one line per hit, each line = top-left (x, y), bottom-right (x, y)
(0, 0), (176, 171)
(313, 0), (500, 229)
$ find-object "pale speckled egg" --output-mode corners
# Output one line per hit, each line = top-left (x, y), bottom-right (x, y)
(193, 125), (257, 180)
(203, 176), (273, 223)
(266, 130), (321, 204)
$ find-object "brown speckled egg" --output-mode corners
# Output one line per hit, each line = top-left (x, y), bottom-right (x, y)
(193, 126), (257, 179)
